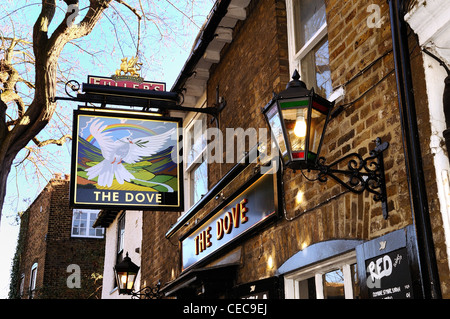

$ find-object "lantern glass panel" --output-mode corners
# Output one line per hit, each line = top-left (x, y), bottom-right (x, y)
(126, 273), (136, 290)
(117, 271), (126, 290)
(309, 100), (330, 157)
(279, 98), (310, 160)
(265, 102), (289, 158)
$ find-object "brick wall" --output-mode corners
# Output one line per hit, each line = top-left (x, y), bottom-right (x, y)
(139, 0), (450, 298)
(207, 0), (290, 185)
(11, 177), (105, 299)
(13, 180), (51, 298)
(141, 210), (181, 288)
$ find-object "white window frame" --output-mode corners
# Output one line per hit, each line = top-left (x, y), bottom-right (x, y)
(29, 263), (38, 298)
(184, 110), (208, 210)
(19, 273), (25, 297)
(286, 0), (329, 87)
(71, 209), (104, 238)
(284, 251), (358, 299)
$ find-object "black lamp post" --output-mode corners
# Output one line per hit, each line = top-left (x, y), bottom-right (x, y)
(114, 252), (162, 299)
(263, 71), (390, 219)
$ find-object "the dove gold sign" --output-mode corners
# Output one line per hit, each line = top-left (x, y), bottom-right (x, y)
(181, 171), (280, 270)
(70, 108), (183, 211)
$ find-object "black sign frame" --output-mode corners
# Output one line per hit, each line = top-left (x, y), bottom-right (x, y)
(70, 107), (184, 211)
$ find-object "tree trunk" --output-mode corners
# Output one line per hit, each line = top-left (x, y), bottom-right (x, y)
(0, 0), (113, 221)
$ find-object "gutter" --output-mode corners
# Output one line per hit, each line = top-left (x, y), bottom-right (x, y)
(388, 0), (442, 298)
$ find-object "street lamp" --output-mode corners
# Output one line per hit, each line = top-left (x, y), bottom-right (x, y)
(262, 71), (390, 219)
(114, 252), (162, 299)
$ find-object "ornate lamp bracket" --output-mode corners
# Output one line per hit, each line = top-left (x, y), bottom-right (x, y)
(131, 281), (162, 299)
(311, 137), (389, 219)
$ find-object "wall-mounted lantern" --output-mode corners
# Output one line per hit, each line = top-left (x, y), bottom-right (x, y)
(262, 71), (390, 218)
(114, 252), (162, 299)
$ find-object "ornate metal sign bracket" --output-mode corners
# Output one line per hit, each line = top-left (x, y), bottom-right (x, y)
(131, 281), (163, 299)
(54, 79), (223, 124)
(307, 137), (389, 219)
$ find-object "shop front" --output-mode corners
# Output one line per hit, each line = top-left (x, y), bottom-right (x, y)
(161, 148), (422, 299)
(161, 150), (284, 299)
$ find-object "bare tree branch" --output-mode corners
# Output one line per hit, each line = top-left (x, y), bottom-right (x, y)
(31, 134), (72, 147)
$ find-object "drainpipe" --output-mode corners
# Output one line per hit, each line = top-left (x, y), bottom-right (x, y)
(388, 0), (442, 298)
(444, 76), (450, 152)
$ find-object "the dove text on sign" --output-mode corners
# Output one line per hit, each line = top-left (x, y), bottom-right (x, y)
(181, 171), (280, 271)
(70, 108), (183, 211)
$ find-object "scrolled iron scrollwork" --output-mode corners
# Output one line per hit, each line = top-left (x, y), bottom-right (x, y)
(310, 137), (389, 219)
(64, 80), (80, 98)
(130, 282), (162, 299)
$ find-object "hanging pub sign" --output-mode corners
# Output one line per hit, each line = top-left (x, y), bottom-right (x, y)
(70, 108), (183, 211)
(181, 170), (280, 271)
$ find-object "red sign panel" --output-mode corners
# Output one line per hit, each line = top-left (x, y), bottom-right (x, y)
(87, 75), (166, 91)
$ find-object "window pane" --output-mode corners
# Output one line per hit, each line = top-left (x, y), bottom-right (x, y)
(351, 263), (361, 299)
(323, 269), (345, 299)
(301, 38), (331, 98)
(192, 161), (208, 204)
(187, 116), (207, 166)
(314, 39), (332, 98)
(295, 0), (326, 50)
(298, 277), (316, 299)
(72, 209), (103, 238)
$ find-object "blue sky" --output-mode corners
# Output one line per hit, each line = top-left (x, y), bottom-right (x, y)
(0, 0), (214, 298)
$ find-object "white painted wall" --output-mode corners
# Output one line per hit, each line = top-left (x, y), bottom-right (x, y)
(101, 210), (142, 299)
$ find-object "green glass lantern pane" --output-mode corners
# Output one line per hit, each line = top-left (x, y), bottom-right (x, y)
(279, 98), (309, 109)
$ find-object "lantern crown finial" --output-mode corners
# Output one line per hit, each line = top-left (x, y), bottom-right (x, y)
(286, 69), (306, 90)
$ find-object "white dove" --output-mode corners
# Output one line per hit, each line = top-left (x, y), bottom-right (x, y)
(85, 119), (175, 188)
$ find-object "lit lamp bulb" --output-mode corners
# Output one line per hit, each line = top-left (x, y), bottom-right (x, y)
(294, 114), (307, 138)
(120, 274), (127, 286)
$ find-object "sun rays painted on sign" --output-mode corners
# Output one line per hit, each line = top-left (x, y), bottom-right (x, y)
(70, 108), (183, 211)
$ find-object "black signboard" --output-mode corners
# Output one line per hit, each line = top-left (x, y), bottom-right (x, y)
(356, 225), (420, 299)
(365, 247), (413, 299)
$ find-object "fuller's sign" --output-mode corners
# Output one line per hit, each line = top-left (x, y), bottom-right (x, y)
(70, 108), (183, 210)
(87, 75), (166, 91)
(181, 171), (279, 270)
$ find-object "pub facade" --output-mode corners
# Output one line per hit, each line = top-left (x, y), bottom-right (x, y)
(97, 0), (450, 299)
